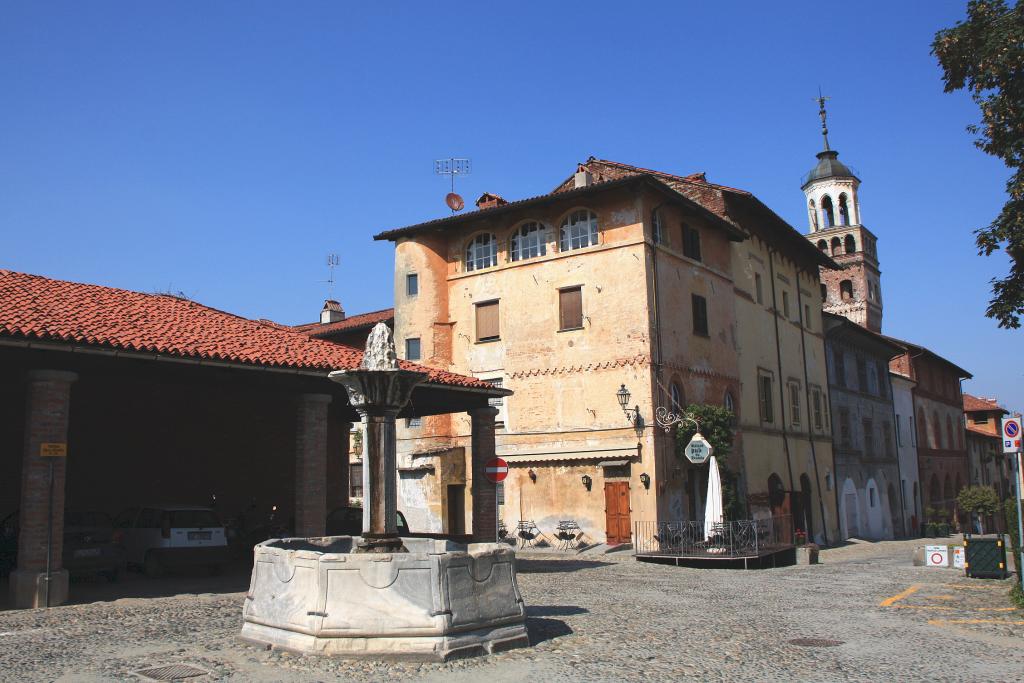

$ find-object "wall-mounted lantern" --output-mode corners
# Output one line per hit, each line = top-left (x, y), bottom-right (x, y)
(639, 472), (651, 489)
(616, 384), (645, 436)
(528, 468), (537, 483)
(581, 474), (593, 491)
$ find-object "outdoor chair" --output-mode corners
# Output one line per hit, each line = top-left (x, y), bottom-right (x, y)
(516, 520), (540, 549)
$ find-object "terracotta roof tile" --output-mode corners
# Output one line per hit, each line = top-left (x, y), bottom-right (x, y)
(963, 393), (1007, 414)
(293, 308), (394, 337)
(0, 270), (492, 390)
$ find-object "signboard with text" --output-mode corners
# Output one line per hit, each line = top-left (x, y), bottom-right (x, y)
(39, 443), (67, 457)
(685, 434), (713, 465)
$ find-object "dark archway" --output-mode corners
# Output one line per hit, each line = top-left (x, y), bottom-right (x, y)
(799, 473), (814, 539)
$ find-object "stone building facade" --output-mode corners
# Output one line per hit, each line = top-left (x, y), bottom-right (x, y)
(889, 343), (971, 526)
(823, 313), (904, 540)
(376, 158), (842, 546)
(800, 104), (971, 536)
(963, 394), (1011, 532)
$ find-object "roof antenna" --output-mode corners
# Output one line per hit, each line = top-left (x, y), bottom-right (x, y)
(434, 157), (471, 212)
(323, 253), (340, 299)
(815, 87), (831, 151)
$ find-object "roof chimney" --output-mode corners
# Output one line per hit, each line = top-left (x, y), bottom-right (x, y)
(475, 192), (508, 210)
(574, 165), (593, 189)
(321, 299), (345, 324)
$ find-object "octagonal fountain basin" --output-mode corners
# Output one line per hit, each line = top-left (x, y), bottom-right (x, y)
(240, 536), (529, 661)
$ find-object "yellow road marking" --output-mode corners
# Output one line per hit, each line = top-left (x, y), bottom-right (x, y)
(928, 618), (1024, 626)
(880, 584), (921, 607)
(892, 605), (954, 611)
(976, 607), (1018, 612)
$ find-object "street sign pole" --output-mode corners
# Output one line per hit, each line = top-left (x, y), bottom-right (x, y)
(1014, 450), (1024, 586)
(1003, 415), (1024, 585)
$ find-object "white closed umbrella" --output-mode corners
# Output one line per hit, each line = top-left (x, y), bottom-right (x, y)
(704, 455), (724, 541)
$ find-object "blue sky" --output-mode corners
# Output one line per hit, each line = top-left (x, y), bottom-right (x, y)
(1, 2), (1019, 411)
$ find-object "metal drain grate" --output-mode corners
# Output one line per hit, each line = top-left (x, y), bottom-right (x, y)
(788, 638), (844, 648)
(133, 663), (209, 681)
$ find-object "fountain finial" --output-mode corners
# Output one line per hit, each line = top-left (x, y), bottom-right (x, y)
(361, 322), (400, 370)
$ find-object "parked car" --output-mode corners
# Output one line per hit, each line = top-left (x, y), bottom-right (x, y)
(113, 506), (228, 577)
(0, 509), (125, 581)
(326, 507), (409, 537)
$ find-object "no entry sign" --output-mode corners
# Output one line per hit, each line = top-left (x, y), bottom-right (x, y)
(484, 457), (508, 484)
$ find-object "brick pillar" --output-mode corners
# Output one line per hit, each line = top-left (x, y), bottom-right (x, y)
(11, 370), (77, 609)
(294, 393), (332, 537)
(470, 406), (499, 542)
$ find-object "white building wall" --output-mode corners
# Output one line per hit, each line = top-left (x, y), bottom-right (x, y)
(891, 373), (921, 535)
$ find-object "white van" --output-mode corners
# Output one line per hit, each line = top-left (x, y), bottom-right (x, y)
(114, 506), (228, 576)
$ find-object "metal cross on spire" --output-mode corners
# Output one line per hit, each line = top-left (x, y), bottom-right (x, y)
(815, 87), (831, 151)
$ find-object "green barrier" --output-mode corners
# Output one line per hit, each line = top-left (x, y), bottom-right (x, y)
(963, 536), (1008, 580)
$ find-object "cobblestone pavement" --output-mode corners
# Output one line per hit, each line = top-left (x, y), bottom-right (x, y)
(0, 537), (1021, 682)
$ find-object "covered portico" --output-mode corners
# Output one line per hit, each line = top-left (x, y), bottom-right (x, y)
(0, 270), (506, 608)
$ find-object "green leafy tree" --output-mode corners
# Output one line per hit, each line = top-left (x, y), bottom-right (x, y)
(933, 1), (1024, 328)
(674, 404), (745, 520)
(957, 484), (1001, 517)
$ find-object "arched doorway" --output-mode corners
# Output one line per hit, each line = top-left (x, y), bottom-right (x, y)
(887, 483), (900, 538)
(768, 473), (790, 543)
(840, 478), (859, 540)
(799, 474), (814, 540)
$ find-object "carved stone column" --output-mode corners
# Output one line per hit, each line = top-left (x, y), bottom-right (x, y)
(329, 324), (426, 553)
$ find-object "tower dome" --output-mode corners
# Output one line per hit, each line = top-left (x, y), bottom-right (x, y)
(802, 149), (858, 189)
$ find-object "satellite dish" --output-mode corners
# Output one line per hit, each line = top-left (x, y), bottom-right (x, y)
(446, 192), (465, 211)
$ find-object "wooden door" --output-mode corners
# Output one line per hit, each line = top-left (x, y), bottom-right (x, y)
(604, 481), (631, 545)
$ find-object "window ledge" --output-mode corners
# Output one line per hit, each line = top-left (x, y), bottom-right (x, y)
(558, 326), (584, 333)
(475, 337), (500, 344)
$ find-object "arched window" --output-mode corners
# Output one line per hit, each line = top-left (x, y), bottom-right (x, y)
(830, 237), (842, 256)
(844, 234), (856, 254)
(817, 239), (827, 252)
(917, 408), (927, 446)
(838, 194), (850, 226)
(943, 474), (953, 509)
(840, 280), (853, 301)
(929, 474), (940, 508)
(652, 208), (665, 245)
(510, 222), (546, 262)
(933, 411), (942, 449)
(808, 200), (818, 231)
(560, 210), (598, 252)
(465, 233), (498, 271)
(669, 380), (684, 410)
(946, 415), (954, 452)
(821, 195), (835, 228)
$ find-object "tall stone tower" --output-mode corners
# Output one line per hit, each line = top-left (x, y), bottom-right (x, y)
(803, 96), (882, 333)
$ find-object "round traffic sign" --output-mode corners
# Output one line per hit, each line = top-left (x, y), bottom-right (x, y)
(484, 457), (508, 484)
(1005, 421), (1019, 438)
(930, 552), (944, 565)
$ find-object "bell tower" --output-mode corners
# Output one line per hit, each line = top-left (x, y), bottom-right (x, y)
(803, 94), (883, 333)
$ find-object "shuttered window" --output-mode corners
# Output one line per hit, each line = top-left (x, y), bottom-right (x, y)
(559, 287), (583, 330)
(476, 300), (500, 342)
(682, 224), (702, 261)
(692, 294), (708, 336)
(758, 372), (774, 423)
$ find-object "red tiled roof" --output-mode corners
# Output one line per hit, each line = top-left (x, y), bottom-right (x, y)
(963, 393), (1007, 414)
(292, 308), (394, 337)
(0, 270), (494, 390)
(373, 173), (743, 242)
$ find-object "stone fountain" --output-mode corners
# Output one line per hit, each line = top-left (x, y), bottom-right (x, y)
(239, 323), (529, 660)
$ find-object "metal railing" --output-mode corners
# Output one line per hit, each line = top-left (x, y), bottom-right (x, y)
(634, 516), (794, 557)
